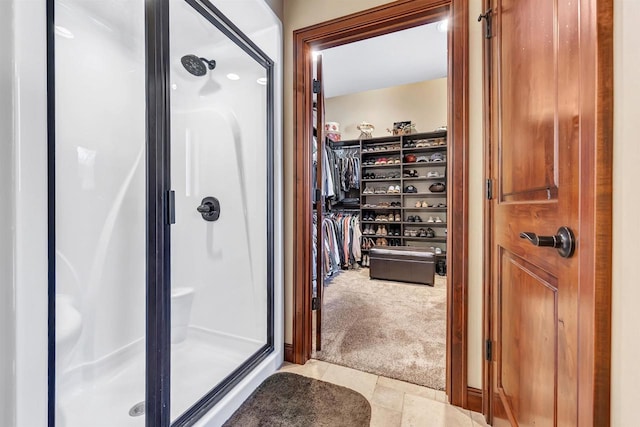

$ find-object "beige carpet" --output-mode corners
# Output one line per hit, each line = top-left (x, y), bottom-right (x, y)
(313, 268), (446, 390)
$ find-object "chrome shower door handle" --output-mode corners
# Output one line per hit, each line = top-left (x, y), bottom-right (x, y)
(519, 226), (576, 258)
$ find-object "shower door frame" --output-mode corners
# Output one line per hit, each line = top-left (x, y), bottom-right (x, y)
(45, 0), (276, 425)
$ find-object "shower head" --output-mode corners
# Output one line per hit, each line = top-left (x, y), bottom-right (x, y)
(181, 55), (216, 77)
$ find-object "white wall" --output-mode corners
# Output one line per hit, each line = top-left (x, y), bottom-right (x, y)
(0, 1), (16, 425)
(13, 0), (50, 424)
(611, 0), (640, 425)
(325, 78), (448, 141)
(264, 0), (284, 20)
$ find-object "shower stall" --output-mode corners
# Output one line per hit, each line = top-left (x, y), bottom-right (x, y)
(43, 0), (283, 425)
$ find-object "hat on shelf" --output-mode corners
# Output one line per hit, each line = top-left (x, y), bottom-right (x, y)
(324, 121), (341, 142)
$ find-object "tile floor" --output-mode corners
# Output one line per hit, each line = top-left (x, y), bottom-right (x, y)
(278, 360), (489, 427)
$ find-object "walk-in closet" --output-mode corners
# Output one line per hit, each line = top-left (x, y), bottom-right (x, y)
(310, 19), (451, 391)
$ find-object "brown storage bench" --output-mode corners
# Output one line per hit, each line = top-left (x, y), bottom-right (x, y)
(369, 246), (435, 286)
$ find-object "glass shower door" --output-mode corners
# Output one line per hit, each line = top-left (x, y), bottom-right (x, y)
(168, 1), (274, 422)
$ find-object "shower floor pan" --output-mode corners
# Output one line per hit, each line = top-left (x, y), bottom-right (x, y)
(59, 328), (263, 426)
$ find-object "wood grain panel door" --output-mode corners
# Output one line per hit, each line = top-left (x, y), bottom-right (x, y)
(314, 55), (325, 351)
(489, 0), (586, 425)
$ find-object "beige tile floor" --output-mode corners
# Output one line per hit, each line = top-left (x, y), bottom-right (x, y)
(278, 360), (490, 427)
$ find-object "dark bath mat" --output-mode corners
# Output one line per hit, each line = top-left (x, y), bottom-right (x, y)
(223, 372), (371, 427)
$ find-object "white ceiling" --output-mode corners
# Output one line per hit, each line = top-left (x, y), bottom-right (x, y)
(319, 20), (448, 99)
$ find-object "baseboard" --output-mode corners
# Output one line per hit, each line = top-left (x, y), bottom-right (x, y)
(466, 387), (483, 413)
(284, 343), (294, 363)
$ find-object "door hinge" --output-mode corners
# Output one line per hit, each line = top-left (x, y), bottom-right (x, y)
(168, 190), (176, 224)
(486, 179), (493, 200)
(312, 297), (319, 310)
(485, 339), (493, 361)
(477, 8), (493, 39)
(312, 79), (321, 94)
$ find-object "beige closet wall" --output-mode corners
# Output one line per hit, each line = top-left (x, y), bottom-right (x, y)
(324, 78), (448, 141)
(612, 0), (640, 424)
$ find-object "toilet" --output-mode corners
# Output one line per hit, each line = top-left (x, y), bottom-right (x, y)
(55, 294), (83, 375)
(171, 287), (195, 344)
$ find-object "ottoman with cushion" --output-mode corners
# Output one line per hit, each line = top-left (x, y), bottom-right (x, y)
(369, 246), (435, 286)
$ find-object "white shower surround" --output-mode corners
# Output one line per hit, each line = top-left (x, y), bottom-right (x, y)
(5, 0), (283, 425)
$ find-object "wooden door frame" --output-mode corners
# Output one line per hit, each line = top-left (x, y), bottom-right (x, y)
(481, 0), (614, 424)
(291, 0), (472, 409)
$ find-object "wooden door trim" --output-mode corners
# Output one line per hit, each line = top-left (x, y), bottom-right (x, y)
(482, 0), (614, 424)
(481, 0), (493, 423)
(291, 0), (471, 409)
(577, 0), (614, 424)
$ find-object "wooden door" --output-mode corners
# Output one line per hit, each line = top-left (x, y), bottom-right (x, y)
(488, 0), (612, 425)
(314, 54), (325, 351)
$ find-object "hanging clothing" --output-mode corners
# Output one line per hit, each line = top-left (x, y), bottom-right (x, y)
(327, 147), (360, 201)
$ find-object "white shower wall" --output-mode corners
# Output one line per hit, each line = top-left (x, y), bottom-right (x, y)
(0, 0), (17, 425)
(54, 0), (147, 369)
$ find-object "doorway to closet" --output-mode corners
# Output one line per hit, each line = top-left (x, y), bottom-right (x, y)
(310, 21), (450, 392)
(291, 0), (473, 411)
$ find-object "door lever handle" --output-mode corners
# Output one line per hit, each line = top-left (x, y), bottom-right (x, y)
(519, 226), (575, 258)
(197, 196), (221, 222)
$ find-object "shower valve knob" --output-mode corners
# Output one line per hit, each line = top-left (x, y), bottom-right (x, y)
(197, 197), (221, 222)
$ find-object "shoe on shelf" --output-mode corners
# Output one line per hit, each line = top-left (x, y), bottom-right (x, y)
(387, 185), (395, 193)
(415, 201), (422, 208)
(388, 213), (394, 222)
(421, 201), (429, 208)
(407, 215), (415, 222)
(427, 216), (435, 223)
(418, 228), (427, 237)
(435, 216), (443, 223)
(394, 185), (400, 193)
(426, 227), (435, 238)
(404, 230), (411, 236)
(427, 171), (440, 178)
(394, 213), (401, 222)
(415, 216), (423, 222)
(435, 247), (443, 254)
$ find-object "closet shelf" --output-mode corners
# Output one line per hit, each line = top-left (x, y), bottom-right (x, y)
(402, 193), (447, 197)
(402, 145), (447, 152)
(362, 149), (401, 155)
(402, 177), (446, 181)
(402, 207), (447, 211)
(345, 131), (450, 262)
(362, 163), (402, 168)
(402, 222), (447, 226)
(402, 236), (447, 242)
(362, 206), (447, 211)
(402, 161), (447, 167)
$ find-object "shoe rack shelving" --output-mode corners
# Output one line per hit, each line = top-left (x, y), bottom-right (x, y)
(354, 130), (448, 261)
